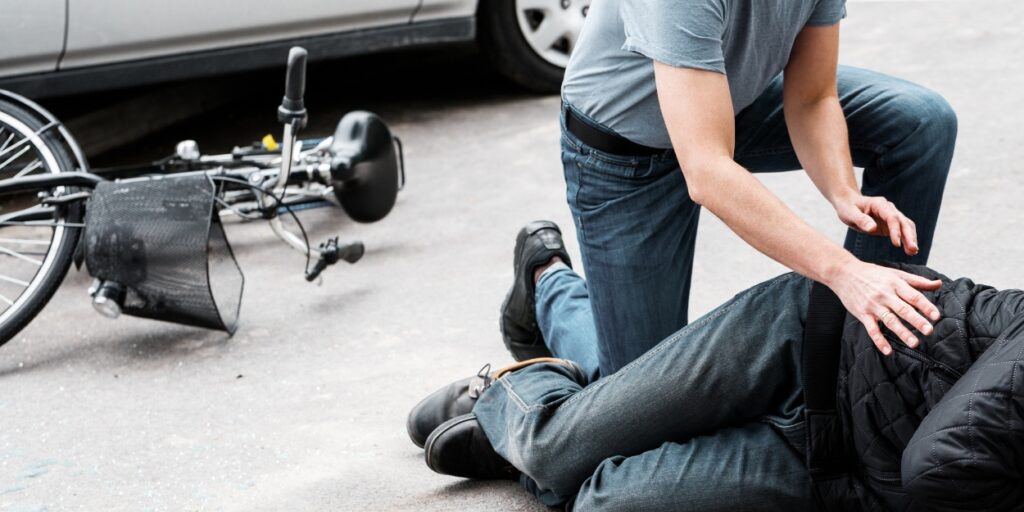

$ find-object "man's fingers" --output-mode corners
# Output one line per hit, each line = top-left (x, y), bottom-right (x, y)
(900, 217), (919, 255)
(878, 306), (919, 348)
(851, 210), (877, 232)
(898, 270), (943, 292)
(895, 284), (940, 327)
(861, 316), (892, 356)
(883, 203), (902, 248)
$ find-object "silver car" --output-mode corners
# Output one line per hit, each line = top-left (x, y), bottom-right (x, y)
(0, 0), (590, 97)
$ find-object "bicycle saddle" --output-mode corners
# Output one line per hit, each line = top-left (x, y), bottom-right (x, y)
(329, 111), (401, 223)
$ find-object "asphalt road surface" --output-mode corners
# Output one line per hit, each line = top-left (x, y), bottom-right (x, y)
(3, 1), (1023, 510)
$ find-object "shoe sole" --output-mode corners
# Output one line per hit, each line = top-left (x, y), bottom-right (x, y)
(406, 400), (428, 449)
(423, 413), (477, 475)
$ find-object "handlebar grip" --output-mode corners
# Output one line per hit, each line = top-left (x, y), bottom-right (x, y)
(284, 47), (307, 104)
(278, 47), (309, 126)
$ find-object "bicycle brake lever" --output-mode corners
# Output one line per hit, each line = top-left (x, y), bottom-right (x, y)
(304, 238), (365, 282)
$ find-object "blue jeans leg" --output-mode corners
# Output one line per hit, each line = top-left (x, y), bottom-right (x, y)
(474, 273), (812, 506)
(535, 263), (601, 382)
(561, 105), (698, 377)
(570, 424), (814, 512)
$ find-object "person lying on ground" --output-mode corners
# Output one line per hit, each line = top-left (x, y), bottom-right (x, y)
(407, 222), (1023, 511)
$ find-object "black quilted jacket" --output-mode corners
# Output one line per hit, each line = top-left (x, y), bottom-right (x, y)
(813, 265), (1024, 511)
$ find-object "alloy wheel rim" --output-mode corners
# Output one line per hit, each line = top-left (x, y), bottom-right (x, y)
(514, 0), (590, 68)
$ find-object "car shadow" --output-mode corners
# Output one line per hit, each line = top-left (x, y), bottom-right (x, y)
(41, 46), (548, 168)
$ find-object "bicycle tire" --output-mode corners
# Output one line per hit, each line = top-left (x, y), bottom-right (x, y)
(0, 99), (83, 346)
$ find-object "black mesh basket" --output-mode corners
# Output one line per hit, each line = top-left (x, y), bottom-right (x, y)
(83, 175), (244, 333)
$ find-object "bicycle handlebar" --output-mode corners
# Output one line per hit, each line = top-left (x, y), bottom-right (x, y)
(278, 47), (309, 128)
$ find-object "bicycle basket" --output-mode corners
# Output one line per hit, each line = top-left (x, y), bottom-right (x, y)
(83, 175), (244, 333)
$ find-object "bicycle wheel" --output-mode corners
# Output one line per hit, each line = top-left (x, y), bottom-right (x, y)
(0, 99), (84, 346)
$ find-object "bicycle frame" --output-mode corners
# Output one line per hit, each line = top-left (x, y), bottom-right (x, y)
(1, 47), (329, 259)
(0, 45), (399, 342)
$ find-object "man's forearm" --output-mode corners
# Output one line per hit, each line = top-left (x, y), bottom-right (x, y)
(691, 156), (856, 285)
(784, 95), (859, 205)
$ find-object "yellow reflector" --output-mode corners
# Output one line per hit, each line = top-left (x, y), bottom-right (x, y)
(262, 134), (279, 152)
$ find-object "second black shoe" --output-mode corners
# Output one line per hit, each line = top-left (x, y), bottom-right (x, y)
(407, 365), (493, 448)
(424, 413), (518, 480)
(500, 221), (572, 361)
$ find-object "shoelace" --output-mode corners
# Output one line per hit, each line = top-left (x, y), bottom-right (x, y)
(469, 363), (492, 399)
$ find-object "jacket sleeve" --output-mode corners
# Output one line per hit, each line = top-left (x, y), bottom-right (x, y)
(901, 311), (1024, 512)
(965, 285), (1024, 340)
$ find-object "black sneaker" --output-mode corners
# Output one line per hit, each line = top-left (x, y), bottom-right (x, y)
(407, 365), (493, 449)
(424, 413), (518, 480)
(500, 221), (572, 361)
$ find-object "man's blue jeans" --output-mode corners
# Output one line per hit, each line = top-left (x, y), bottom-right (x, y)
(562, 66), (956, 377)
(473, 272), (816, 509)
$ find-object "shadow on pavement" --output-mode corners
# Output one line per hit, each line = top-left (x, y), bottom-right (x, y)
(39, 46), (546, 168)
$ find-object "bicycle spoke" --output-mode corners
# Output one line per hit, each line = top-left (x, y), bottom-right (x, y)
(12, 159), (43, 178)
(0, 274), (30, 287)
(0, 238), (52, 246)
(0, 240), (50, 257)
(0, 246), (42, 266)
(0, 144), (31, 172)
(0, 204), (60, 225)
(0, 131), (12, 154)
(0, 121), (57, 162)
(0, 221), (83, 228)
(0, 292), (13, 306)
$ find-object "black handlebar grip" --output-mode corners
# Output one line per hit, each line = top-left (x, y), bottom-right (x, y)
(278, 47), (309, 126)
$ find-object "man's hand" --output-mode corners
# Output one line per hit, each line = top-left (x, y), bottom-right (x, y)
(833, 194), (920, 256)
(827, 259), (942, 355)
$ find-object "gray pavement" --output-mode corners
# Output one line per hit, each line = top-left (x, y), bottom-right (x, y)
(3, 1), (1024, 510)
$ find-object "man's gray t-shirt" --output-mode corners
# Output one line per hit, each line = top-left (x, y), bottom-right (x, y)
(562, 0), (847, 149)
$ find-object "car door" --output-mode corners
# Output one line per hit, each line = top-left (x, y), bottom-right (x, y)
(413, 0), (477, 22)
(60, 0), (420, 69)
(0, 0), (67, 78)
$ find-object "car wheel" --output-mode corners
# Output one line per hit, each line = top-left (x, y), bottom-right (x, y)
(478, 0), (590, 94)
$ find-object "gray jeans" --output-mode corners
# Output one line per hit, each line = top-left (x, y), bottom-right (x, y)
(473, 272), (817, 510)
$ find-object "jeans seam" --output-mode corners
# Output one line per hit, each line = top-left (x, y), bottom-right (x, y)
(498, 376), (549, 414)
(572, 155), (589, 242)
(561, 131), (583, 153)
(562, 273), (802, 407)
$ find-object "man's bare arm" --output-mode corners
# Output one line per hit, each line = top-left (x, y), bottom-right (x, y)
(784, 24), (920, 254)
(654, 63), (940, 355)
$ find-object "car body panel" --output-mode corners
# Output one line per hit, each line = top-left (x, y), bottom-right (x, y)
(61, 0), (420, 69)
(0, 0), (67, 76)
(414, 0), (478, 22)
(0, 18), (475, 98)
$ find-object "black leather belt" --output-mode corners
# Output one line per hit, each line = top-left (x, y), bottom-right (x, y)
(565, 107), (662, 157)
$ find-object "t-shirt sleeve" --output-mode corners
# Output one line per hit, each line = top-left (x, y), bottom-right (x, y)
(620, 0), (727, 74)
(807, 0), (847, 26)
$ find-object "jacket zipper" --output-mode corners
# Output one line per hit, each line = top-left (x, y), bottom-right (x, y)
(886, 335), (964, 384)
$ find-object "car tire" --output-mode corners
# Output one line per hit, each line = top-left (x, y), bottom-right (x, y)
(478, 0), (588, 94)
